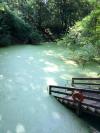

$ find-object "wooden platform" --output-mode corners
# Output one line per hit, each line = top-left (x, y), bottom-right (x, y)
(49, 78), (100, 117)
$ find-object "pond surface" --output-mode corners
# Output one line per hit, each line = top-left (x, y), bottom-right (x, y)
(0, 43), (99, 133)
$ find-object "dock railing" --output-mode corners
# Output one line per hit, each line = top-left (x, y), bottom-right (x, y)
(72, 78), (100, 89)
(49, 85), (100, 116)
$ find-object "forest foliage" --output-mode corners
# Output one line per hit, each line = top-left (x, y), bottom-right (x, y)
(0, 0), (92, 45)
(0, 0), (99, 64)
(58, 0), (100, 64)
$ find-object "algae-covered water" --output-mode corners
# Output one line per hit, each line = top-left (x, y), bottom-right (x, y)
(0, 43), (99, 133)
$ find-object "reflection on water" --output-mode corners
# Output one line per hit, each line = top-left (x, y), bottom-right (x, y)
(0, 43), (99, 133)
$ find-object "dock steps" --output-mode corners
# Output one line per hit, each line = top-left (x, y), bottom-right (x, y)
(49, 78), (100, 117)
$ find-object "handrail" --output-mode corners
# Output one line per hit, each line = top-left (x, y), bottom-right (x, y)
(50, 90), (100, 102)
(49, 85), (100, 101)
(72, 78), (100, 80)
(72, 78), (100, 86)
(49, 85), (100, 116)
(49, 85), (100, 95)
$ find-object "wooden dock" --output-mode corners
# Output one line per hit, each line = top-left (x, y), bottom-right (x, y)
(49, 78), (100, 117)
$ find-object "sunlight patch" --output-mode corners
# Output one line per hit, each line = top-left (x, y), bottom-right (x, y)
(45, 61), (54, 66)
(17, 56), (21, 58)
(30, 83), (35, 90)
(16, 124), (26, 133)
(7, 79), (13, 82)
(43, 66), (58, 72)
(52, 112), (61, 119)
(60, 74), (72, 80)
(43, 88), (48, 95)
(0, 74), (4, 80)
(39, 59), (44, 62)
(64, 60), (77, 66)
(88, 72), (98, 77)
(46, 77), (58, 85)
(45, 50), (54, 56)
(28, 57), (34, 61)
(29, 75), (33, 79)
(0, 115), (2, 121)
(60, 56), (77, 66)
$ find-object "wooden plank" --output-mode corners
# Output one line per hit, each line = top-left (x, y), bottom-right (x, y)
(73, 82), (100, 85)
(72, 78), (100, 80)
(54, 96), (74, 102)
(51, 90), (72, 96)
(53, 96), (100, 109)
(72, 78), (100, 86)
(49, 85), (100, 93)
(49, 85), (100, 116)
(84, 96), (100, 102)
(53, 95), (100, 116)
(51, 90), (100, 101)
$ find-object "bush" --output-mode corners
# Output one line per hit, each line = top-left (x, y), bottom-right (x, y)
(58, 7), (100, 64)
(73, 44), (96, 64)
(28, 31), (42, 44)
(0, 5), (42, 46)
(0, 34), (11, 46)
(0, 9), (11, 46)
(5, 8), (34, 43)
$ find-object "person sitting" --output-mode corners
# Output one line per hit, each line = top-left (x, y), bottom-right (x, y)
(72, 90), (85, 102)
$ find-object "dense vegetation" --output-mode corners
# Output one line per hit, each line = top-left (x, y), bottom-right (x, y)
(0, 0), (99, 63)
(0, 4), (42, 45)
(0, 0), (92, 45)
(58, 0), (100, 64)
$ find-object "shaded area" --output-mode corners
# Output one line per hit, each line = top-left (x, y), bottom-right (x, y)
(0, 43), (99, 133)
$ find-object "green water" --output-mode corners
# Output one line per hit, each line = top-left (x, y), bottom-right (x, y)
(0, 43), (99, 133)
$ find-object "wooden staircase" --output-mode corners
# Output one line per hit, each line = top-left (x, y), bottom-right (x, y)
(49, 78), (100, 117)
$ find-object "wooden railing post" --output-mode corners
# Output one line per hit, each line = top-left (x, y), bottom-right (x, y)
(72, 78), (74, 87)
(49, 85), (52, 95)
(76, 101), (82, 116)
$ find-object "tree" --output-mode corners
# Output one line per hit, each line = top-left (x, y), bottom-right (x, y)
(58, 2), (100, 64)
(47, 0), (92, 34)
(0, 0), (94, 44)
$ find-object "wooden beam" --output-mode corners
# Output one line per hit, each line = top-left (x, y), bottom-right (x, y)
(49, 85), (100, 93)
(72, 78), (100, 80)
(72, 78), (100, 86)
(54, 96), (100, 109)
(73, 82), (100, 85)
